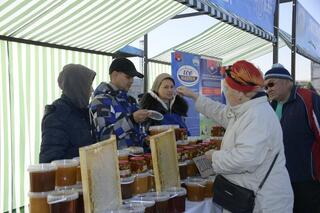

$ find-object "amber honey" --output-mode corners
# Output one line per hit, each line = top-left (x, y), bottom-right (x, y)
(29, 191), (51, 213)
(47, 190), (78, 213)
(28, 164), (56, 192)
(52, 160), (78, 187)
(185, 178), (206, 201)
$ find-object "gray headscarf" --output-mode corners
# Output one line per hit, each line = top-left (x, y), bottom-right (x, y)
(58, 64), (96, 109)
(151, 73), (175, 93)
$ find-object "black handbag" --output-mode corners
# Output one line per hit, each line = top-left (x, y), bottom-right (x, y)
(212, 153), (279, 213)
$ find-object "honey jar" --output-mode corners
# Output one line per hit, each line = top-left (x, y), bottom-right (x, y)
(28, 164), (56, 192)
(185, 178), (206, 201)
(119, 160), (131, 178)
(130, 157), (147, 174)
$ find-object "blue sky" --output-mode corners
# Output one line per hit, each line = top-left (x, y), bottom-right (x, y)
(133, 1), (320, 81)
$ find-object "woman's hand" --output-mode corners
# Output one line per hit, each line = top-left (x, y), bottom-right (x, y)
(176, 86), (199, 101)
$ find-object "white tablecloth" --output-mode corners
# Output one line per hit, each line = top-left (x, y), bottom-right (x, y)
(186, 199), (223, 213)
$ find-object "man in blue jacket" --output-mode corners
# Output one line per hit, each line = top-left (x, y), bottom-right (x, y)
(264, 64), (320, 213)
(89, 58), (150, 149)
(40, 64), (96, 163)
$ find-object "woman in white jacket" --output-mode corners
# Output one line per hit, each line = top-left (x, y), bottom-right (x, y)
(177, 60), (293, 213)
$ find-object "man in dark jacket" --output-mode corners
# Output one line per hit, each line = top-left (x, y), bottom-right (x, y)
(264, 64), (320, 213)
(39, 64), (96, 163)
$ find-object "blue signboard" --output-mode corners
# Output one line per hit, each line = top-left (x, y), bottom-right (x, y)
(171, 51), (201, 136)
(208, 0), (276, 34)
(296, 1), (320, 61)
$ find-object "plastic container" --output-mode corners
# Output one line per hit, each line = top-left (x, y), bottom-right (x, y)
(28, 164), (56, 192)
(122, 202), (145, 213)
(134, 192), (170, 213)
(204, 175), (216, 198)
(129, 199), (156, 213)
(47, 190), (78, 213)
(121, 176), (135, 199)
(178, 162), (188, 180)
(132, 173), (149, 195)
(147, 171), (155, 192)
(185, 178), (206, 201)
(72, 157), (82, 183)
(28, 191), (52, 213)
(51, 159), (78, 187)
(165, 187), (187, 213)
(186, 160), (198, 177)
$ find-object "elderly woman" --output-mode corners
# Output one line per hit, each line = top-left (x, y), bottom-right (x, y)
(177, 60), (293, 212)
(40, 64), (96, 163)
(140, 73), (188, 129)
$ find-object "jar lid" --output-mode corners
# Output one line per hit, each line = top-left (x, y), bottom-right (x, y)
(184, 177), (206, 186)
(47, 190), (79, 204)
(122, 202), (145, 213)
(128, 199), (155, 208)
(121, 176), (135, 184)
(135, 172), (149, 178)
(130, 156), (145, 161)
(27, 163), (57, 172)
(164, 187), (187, 196)
(119, 160), (129, 165)
(55, 184), (83, 194)
(136, 192), (170, 202)
(206, 175), (216, 182)
(28, 191), (54, 198)
(72, 157), (80, 165)
(143, 153), (151, 157)
(118, 149), (130, 157)
(183, 146), (195, 150)
(51, 159), (78, 168)
(176, 148), (184, 153)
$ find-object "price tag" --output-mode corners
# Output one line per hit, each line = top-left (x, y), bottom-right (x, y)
(193, 155), (215, 178)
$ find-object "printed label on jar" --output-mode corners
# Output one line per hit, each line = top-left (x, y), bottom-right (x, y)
(120, 169), (131, 177)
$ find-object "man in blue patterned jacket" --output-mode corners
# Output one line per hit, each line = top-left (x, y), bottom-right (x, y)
(89, 58), (150, 149)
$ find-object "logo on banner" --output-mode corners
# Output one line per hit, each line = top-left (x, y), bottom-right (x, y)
(177, 65), (199, 87)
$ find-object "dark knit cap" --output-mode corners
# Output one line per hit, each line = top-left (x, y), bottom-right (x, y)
(264, 63), (293, 81)
(109, 58), (144, 78)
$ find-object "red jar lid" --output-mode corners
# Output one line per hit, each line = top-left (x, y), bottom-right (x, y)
(177, 148), (184, 153)
(130, 156), (145, 161)
(119, 160), (129, 165)
(183, 146), (195, 150)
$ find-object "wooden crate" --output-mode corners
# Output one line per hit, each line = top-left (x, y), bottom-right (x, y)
(79, 136), (121, 213)
(150, 129), (180, 192)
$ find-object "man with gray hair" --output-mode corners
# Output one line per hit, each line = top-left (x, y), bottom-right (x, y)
(264, 63), (320, 213)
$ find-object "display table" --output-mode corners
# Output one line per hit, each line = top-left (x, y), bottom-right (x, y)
(186, 199), (222, 213)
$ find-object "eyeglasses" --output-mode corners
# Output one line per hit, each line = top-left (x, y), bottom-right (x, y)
(264, 82), (275, 90)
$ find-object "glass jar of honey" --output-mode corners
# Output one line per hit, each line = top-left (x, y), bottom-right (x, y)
(130, 157), (147, 174)
(119, 160), (131, 178)
(143, 153), (153, 170)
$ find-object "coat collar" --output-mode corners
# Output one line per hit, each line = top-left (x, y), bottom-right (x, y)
(149, 91), (176, 111)
(228, 96), (268, 118)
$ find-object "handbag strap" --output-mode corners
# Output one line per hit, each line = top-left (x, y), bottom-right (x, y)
(258, 152), (279, 190)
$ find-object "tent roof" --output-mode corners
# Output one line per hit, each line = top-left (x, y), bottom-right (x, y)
(152, 22), (286, 65)
(0, 0), (185, 53)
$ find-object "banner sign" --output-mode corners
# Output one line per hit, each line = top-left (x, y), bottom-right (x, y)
(296, 1), (320, 62)
(311, 61), (320, 93)
(172, 51), (222, 136)
(172, 51), (201, 136)
(207, 0), (276, 34)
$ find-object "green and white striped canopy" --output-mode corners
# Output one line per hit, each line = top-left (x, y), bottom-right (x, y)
(152, 21), (286, 65)
(0, 0), (186, 53)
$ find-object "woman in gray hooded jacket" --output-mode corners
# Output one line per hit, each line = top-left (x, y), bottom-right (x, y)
(39, 64), (96, 163)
